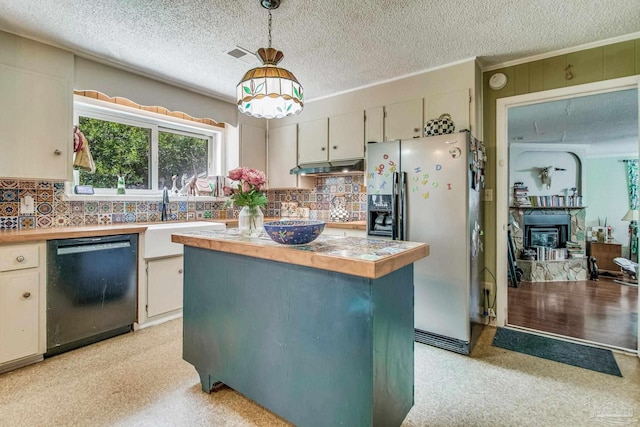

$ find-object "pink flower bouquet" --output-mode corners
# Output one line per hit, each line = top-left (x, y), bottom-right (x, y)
(224, 167), (268, 208)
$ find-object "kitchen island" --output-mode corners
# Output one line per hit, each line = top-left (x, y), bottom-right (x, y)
(171, 230), (428, 427)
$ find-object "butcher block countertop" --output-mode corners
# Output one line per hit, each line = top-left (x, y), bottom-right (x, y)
(0, 224), (149, 244)
(321, 220), (366, 229)
(0, 220), (366, 244)
(172, 230), (428, 279)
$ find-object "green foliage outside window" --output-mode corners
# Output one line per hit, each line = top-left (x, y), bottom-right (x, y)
(158, 131), (208, 189)
(78, 117), (209, 190)
(78, 117), (150, 189)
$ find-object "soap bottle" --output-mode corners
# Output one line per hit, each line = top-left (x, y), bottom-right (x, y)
(117, 175), (126, 195)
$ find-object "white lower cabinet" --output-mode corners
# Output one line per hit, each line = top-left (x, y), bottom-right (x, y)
(140, 222), (226, 325)
(146, 256), (184, 318)
(147, 256), (184, 317)
(0, 272), (40, 363)
(0, 242), (46, 372)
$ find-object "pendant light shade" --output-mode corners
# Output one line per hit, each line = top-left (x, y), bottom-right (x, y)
(236, 1), (303, 119)
(236, 48), (303, 119)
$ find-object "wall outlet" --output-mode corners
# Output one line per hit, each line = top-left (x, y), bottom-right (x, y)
(482, 281), (495, 310)
(20, 196), (35, 214)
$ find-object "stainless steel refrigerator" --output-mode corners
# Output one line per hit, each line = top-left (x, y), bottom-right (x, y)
(366, 131), (486, 354)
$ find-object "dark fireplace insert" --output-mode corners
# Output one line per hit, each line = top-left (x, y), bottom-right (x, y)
(523, 213), (571, 249)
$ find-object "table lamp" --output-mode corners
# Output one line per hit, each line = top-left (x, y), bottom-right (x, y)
(622, 209), (639, 262)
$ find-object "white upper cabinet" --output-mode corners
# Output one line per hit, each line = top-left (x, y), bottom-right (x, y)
(240, 124), (266, 172)
(267, 124), (313, 189)
(384, 98), (423, 141)
(297, 118), (329, 164)
(298, 113), (365, 164)
(0, 32), (73, 180)
(328, 111), (365, 161)
(425, 89), (470, 133)
(365, 106), (384, 143)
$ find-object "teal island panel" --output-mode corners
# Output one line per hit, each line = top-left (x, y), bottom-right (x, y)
(182, 245), (414, 427)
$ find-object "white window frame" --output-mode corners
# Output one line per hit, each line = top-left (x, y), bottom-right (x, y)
(72, 95), (224, 197)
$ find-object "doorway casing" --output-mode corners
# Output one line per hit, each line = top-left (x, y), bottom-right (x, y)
(494, 75), (640, 354)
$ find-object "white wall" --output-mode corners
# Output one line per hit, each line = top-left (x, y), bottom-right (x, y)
(74, 56), (238, 125)
(509, 144), (587, 205)
(585, 156), (633, 254)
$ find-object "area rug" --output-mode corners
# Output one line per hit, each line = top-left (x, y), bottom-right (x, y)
(492, 328), (622, 377)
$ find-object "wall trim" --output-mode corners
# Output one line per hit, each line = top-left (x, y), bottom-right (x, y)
(483, 31), (640, 72)
(308, 57), (477, 103)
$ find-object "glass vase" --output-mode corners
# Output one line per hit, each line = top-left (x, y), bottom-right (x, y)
(238, 205), (264, 238)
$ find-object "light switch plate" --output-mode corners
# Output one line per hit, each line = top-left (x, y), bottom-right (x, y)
(482, 189), (493, 202)
(20, 195), (35, 214)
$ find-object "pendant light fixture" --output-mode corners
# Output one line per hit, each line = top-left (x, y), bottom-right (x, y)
(236, 0), (303, 119)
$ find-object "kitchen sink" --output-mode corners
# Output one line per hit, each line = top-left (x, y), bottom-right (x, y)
(144, 221), (225, 259)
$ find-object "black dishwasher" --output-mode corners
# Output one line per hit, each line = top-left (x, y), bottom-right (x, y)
(46, 234), (138, 356)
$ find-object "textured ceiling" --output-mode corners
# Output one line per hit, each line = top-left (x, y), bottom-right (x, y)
(508, 88), (639, 155)
(0, 0), (639, 103)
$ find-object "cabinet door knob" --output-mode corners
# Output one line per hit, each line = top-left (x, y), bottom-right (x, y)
(413, 128), (420, 133)
(321, 147), (326, 151)
(54, 149), (62, 155)
(332, 145), (338, 150)
(178, 269), (183, 274)
(23, 292), (31, 298)
(16, 255), (25, 263)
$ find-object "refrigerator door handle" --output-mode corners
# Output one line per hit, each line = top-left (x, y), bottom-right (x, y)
(399, 171), (407, 240)
(391, 171), (398, 240)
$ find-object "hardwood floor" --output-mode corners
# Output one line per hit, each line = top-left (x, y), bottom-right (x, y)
(508, 277), (638, 350)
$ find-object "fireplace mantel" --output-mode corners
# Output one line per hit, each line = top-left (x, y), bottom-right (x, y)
(510, 206), (586, 210)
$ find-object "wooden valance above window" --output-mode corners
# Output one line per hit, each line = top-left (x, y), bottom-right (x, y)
(74, 90), (225, 128)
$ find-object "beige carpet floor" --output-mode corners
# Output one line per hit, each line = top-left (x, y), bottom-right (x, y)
(0, 319), (639, 426)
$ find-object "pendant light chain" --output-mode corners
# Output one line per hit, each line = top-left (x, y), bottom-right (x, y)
(268, 10), (272, 49)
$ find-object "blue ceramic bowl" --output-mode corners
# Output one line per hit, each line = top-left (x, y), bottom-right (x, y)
(263, 220), (326, 245)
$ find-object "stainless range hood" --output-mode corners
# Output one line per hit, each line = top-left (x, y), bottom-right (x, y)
(290, 159), (365, 175)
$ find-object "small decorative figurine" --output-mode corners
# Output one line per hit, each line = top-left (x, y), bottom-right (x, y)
(171, 175), (179, 195)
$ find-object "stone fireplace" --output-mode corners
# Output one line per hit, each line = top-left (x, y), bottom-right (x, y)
(510, 207), (587, 281)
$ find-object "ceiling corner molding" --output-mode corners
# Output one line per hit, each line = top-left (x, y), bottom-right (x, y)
(73, 90), (225, 128)
(308, 57), (478, 104)
(482, 31), (640, 72)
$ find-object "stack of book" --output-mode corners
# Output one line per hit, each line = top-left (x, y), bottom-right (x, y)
(527, 195), (583, 207)
(513, 182), (531, 206)
(566, 240), (585, 258)
(535, 246), (567, 261)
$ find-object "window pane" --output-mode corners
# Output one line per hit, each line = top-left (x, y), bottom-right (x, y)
(158, 131), (208, 190)
(78, 116), (151, 189)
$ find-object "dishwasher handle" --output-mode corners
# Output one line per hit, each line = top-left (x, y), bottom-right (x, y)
(54, 234), (135, 256)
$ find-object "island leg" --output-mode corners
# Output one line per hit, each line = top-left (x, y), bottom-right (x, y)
(197, 370), (224, 394)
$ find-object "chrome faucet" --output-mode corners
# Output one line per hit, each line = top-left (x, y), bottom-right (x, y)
(161, 186), (169, 221)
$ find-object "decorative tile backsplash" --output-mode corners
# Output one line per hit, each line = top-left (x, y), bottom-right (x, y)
(0, 175), (366, 230)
